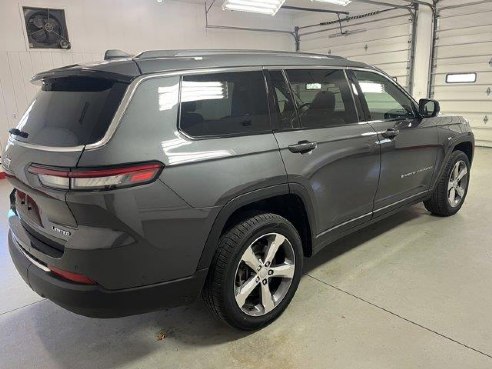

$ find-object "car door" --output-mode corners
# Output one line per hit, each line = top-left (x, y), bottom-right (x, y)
(350, 69), (439, 215)
(267, 68), (380, 248)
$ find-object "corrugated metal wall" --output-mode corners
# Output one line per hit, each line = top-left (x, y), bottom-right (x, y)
(299, 8), (414, 91)
(431, 0), (492, 147)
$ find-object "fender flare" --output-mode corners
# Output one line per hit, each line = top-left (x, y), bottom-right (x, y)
(431, 132), (474, 191)
(196, 183), (317, 269)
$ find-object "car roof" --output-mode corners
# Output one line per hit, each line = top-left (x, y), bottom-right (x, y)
(32, 49), (373, 83)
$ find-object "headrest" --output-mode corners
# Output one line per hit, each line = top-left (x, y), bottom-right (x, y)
(182, 101), (197, 112)
(310, 91), (336, 111)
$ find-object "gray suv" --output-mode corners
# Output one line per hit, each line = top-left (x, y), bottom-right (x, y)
(4, 50), (474, 330)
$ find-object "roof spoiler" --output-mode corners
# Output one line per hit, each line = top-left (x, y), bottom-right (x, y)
(104, 49), (132, 60)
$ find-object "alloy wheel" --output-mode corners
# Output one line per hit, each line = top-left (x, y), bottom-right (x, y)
(448, 160), (468, 208)
(234, 233), (296, 317)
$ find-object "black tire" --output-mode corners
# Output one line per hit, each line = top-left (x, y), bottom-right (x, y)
(202, 213), (303, 331)
(424, 150), (470, 217)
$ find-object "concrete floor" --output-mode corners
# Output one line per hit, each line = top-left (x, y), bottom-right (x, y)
(1, 148), (492, 369)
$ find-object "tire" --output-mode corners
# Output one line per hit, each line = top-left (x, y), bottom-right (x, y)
(202, 213), (303, 331)
(424, 150), (470, 217)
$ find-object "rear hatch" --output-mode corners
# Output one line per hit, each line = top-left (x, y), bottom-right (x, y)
(4, 66), (135, 252)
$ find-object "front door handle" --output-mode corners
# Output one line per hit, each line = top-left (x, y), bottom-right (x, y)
(288, 140), (318, 154)
(381, 128), (400, 139)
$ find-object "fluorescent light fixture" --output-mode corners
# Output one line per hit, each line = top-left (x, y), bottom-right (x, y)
(359, 81), (384, 94)
(311, 0), (351, 6)
(306, 83), (322, 90)
(222, 0), (286, 15)
(446, 73), (477, 83)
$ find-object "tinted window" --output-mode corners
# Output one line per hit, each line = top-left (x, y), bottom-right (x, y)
(269, 71), (298, 129)
(179, 71), (270, 137)
(16, 77), (127, 147)
(285, 69), (358, 128)
(354, 71), (416, 121)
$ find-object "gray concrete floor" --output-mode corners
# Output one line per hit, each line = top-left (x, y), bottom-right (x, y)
(1, 148), (492, 369)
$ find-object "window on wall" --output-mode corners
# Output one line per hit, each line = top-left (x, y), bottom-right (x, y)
(446, 73), (477, 84)
(179, 71), (270, 137)
(285, 69), (358, 129)
(354, 70), (416, 121)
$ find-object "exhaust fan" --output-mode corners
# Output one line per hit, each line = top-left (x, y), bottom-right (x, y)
(23, 7), (70, 49)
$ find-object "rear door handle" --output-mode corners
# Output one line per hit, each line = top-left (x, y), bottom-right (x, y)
(288, 140), (318, 154)
(381, 128), (400, 139)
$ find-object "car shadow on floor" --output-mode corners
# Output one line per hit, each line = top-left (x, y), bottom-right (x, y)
(0, 206), (430, 369)
(303, 205), (426, 274)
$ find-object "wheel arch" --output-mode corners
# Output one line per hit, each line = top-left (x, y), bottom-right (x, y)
(197, 184), (316, 270)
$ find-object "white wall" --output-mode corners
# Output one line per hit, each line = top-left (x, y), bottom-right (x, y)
(0, 0), (295, 150)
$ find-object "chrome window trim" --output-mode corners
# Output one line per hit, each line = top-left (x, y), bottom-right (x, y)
(9, 65), (405, 152)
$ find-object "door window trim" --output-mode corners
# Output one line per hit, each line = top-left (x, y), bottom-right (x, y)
(267, 67), (364, 133)
(349, 68), (419, 123)
(176, 68), (275, 141)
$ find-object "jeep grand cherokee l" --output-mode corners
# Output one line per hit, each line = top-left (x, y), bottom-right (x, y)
(3, 50), (474, 330)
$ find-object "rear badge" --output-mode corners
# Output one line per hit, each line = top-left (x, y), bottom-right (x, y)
(52, 226), (71, 237)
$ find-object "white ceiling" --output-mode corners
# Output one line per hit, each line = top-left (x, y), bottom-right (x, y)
(178, 0), (415, 14)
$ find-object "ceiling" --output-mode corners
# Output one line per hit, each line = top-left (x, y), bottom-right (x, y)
(179, 0), (419, 14)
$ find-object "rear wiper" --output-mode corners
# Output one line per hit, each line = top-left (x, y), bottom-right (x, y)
(9, 128), (29, 139)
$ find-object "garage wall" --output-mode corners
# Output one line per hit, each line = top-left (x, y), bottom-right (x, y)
(0, 0), (295, 152)
(431, 0), (492, 147)
(297, 8), (414, 91)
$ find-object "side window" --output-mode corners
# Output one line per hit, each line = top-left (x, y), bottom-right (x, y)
(269, 71), (298, 129)
(179, 71), (270, 137)
(285, 69), (358, 129)
(354, 70), (416, 121)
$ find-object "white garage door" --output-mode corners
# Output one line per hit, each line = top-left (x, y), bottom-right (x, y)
(431, 0), (492, 147)
(299, 8), (414, 91)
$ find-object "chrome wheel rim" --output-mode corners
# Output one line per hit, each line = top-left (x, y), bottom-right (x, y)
(234, 233), (296, 317)
(448, 160), (468, 208)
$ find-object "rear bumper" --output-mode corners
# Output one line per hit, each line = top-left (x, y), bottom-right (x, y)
(9, 231), (208, 318)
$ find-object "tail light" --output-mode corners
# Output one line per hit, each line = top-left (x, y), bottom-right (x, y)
(49, 266), (96, 285)
(28, 162), (163, 191)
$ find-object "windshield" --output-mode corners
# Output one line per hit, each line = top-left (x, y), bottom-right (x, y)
(14, 76), (128, 147)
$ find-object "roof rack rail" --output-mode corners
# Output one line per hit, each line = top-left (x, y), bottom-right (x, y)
(134, 49), (345, 60)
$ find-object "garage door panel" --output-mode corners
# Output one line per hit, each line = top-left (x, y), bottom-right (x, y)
(434, 42), (492, 59)
(439, 3), (492, 18)
(434, 63), (492, 74)
(437, 24), (492, 40)
(433, 71), (492, 85)
(301, 25), (410, 52)
(437, 32), (492, 47)
(440, 100), (491, 113)
(301, 8), (412, 92)
(439, 11), (492, 30)
(321, 37), (410, 56)
(434, 90), (492, 101)
(473, 127), (492, 145)
(434, 55), (492, 67)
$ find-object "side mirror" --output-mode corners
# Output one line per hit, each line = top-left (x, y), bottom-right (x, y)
(419, 99), (440, 118)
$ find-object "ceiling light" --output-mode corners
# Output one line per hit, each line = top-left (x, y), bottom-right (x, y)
(311, 0), (351, 6)
(222, 0), (286, 16)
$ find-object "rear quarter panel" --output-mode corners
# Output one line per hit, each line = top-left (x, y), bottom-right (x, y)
(73, 74), (287, 287)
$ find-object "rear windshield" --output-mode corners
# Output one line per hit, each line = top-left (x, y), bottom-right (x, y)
(14, 77), (128, 147)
